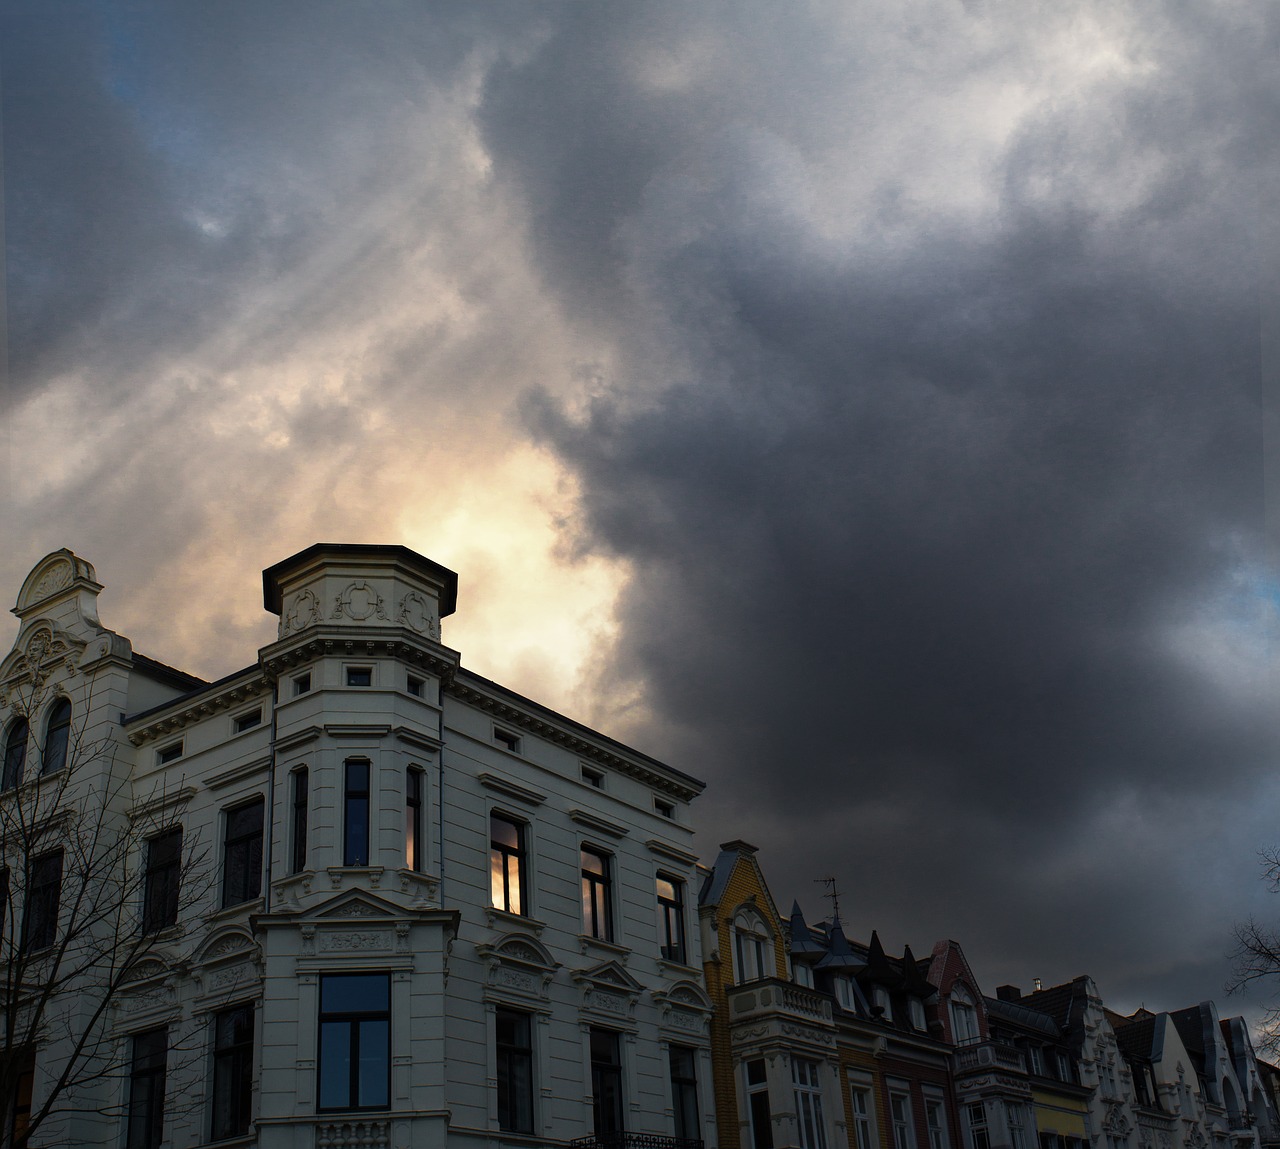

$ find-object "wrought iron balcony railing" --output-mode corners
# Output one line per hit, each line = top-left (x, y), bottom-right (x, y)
(570, 1134), (704, 1149)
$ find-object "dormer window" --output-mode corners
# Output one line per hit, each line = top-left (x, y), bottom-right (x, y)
(950, 984), (980, 1045)
(793, 961), (814, 989)
(835, 977), (856, 1010)
(732, 907), (772, 984)
(873, 985), (892, 1018)
(909, 997), (927, 1031)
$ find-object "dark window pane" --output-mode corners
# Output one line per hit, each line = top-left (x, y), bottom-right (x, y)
(318, 1021), (352, 1110)
(357, 1020), (389, 1108)
(42, 700), (70, 775)
(3, 720), (27, 789)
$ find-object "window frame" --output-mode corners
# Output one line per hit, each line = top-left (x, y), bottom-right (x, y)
(3, 719), (27, 790)
(23, 850), (61, 952)
(966, 1102), (991, 1149)
(317, 973), (391, 1112)
(210, 1003), (255, 1142)
(291, 767), (309, 874)
(669, 1045), (700, 1143)
(495, 1006), (535, 1134)
(42, 699), (71, 777)
(580, 846), (613, 942)
(143, 828), (182, 934)
(889, 1088), (916, 1149)
(156, 740), (183, 765)
(343, 759), (370, 867)
(657, 874), (687, 964)
(406, 767), (425, 872)
(747, 1058), (774, 1149)
(924, 1092), (949, 1149)
(126, 1027), (168, 1149)
(589, 1027), (625, 1139)
(733, 908), (772, 984)
(221, 798), (265, 908)
(793, 1057), (828, 1149)
(490, 813), (527, 916)
(345, 666), (373, 687)
(850, 1079), (877, 1149)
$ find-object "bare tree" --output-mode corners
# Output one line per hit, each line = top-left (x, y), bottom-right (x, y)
(1229, 848), (1280, 1055)
(0, 676), (209, 1149)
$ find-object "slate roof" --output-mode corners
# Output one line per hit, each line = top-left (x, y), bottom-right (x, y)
(1113, 1014), (1158, 1061)
(985, 994), (1061, 1038)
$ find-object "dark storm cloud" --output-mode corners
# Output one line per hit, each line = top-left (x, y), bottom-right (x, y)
(483, 3), (1280, 1005)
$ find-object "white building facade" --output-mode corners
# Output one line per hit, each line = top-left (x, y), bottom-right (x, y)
(0, 545), (713, 1149)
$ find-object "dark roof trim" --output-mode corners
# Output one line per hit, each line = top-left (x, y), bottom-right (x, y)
(262, 544), (458, 616)
(130, 653), (210, 694)
(124, 662), (259, 725)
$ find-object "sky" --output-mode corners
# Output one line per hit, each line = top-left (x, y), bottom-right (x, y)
(1, 1), (1278, 1026)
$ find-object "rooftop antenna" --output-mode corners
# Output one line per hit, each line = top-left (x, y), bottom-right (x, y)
(815, 876), (842, 925)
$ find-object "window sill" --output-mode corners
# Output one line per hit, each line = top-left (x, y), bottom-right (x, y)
(325, 866), (387, 890)
(578, 934), (631, 961)
(208, 897), (264, 924)
(658, 957), (699, 977)
(486, 907), (545, 936)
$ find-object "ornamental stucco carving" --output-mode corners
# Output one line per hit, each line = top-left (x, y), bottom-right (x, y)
(397, 592), (439, 638)
(282, 589), (322, 636)
(332, 582), (388, 622)
(320, 930), (392, 952)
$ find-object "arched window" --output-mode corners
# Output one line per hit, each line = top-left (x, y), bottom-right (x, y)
(42, 699), (71, 776)
(3, 720), (28, 790)
(733, 907), (773, 984)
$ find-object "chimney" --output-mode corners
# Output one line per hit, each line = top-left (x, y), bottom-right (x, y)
(997, 985), (1022, 1002)
(1033, 978), (1043, 992)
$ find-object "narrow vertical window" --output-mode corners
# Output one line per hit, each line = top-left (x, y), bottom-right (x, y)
(291, 767), (309, 874)
(1008, 1103), (1028, 1149)
(589, 1028), (624, 1139)
(344, 760), (370, 867)
(967, 1103), (990, 1149)
(747, 1059), (773, 1149)
(211, 1004), (254, 1141)
(406, 768), (424, 872)
(950, 984), (980, 1044)
(925, 1097), (948, 1149)
(318, 974), (390, 1111)
(490, 814), (526, 915)
(580, 847), (612, 941)
(496, 1007), (534, 1133)
(669, 1045), (699, 1142)
(127, 1028), (167, 1149)
(222, 799), (264, 907)
(794, 1058), (828, 1149)
(23, 851), (61, 951)
(143, 829), (182, 934)
(3, 720), (27, 790)
(657, 875), (686, 963)
(42, 699), (71, 776)
(889, 1091), (915, 1149)
(850, 1085), (876, 1149)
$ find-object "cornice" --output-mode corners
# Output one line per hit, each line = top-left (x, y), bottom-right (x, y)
(448, 677), (702, 802)
(258, 628), (460, 681)
(126, 676), (272, 746)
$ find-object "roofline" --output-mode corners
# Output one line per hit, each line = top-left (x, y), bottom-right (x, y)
(261, 544), (458, 616)
(124, 662), (260, 725)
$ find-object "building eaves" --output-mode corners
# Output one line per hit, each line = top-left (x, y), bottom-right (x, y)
(123, 662), (265, 740)
(130, 652), (210, 694)
(985, 995), (1061, 1037)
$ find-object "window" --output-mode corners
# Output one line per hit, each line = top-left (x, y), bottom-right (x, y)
(794, 962), (814, 988)
(909, 997), (927, 1031)
(406, 675), (424, 698)
(293, 673), (311, 695)
(211, 1004), (254, 1141)
(291, 768), (309, 874)
(657, 875), (686, 963)
(234, 709), (262, 733)
(889, 1089), (915, 1149)
(1028, 1045), (1044, 1076)
(8, 1049), (33, 1146)
(966, 1103), (990, 1149)
(144, 829), (182, 933)
(490, 814), (527, 915)
(950, 984), (980, 1044)
(222, 800), (264, 907)
(655, 797), (675, 819)
(318, 974), (390, 1111)
(42, 699), (70, 776)
(494, 727), (521, 753)
(794, 1058), (827, 1149)
(590, 1028), (624, 1138)
(581, 847), (612, 941)
(496, 1007), (534, 1134)
(406, 768), (424, 872)
(670, 1046), (699, 1142)
(850, 1083), (876, 1149)
(157, 741), (183, 765)
(1100, 1061), (1117, 1097)
(346, 667), (372, 687)
(1008, 1103), (1028, 1149)
(127, 1028), (167, 1149)
(747, 1059), (773, 1149)
(0, 868), (8, 944)
(873, 985), (892, 1017)
(344, 760), (370, 867)
(925, 1095), (948, 1149)
(1057, 1052), (1073, 1082)
(3, 719), (27, 789)
(582, 766), (605, 789)
(734, 909), (771, 984)
(23, 851), (61, 951)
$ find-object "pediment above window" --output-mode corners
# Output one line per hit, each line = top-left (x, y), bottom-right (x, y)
(477, 932), (559, 1001)
(311, 890), (404, 921)
(653, 979), (713, 1037)
(573, 959), (644, 1022)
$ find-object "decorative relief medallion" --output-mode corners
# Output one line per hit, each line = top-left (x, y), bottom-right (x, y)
(397, 592), (439, 638)
(209, 963), (255, 991)
(32, 561), (72, 600)
(282, 589), (322, 636)
(669, 1009), (700, 1031)
(498, 968), (538, 993)
(332, 581), (388, 622)
(587, 990), (627, 1014)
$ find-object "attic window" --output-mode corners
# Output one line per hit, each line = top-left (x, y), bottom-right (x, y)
(654, 798), (675, 820)
(494, 728), (521, 754)
(407, 675), (424, 698)
(346, 667), (373, 687)
(293, 673), (311, 695)
(157, 741), (184, 765)
(235, 710), (262, 734)
(909, 997), (927, 1031)
(582, 766), (605, 789)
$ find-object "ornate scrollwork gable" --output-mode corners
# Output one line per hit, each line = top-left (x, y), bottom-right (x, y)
(476, 933), (559, 1004)
(0, 623), (85, 713)
(573, 959), (644, 1026)
(651, 979), (713, 1038)
(112, 956), (180, 1029)
(191, 928), (263, 1004)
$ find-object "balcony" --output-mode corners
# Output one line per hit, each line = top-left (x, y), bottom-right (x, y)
(728, 978), (834, 1026)
(953, 1040), (1026, 1075)
(1228, 1113), (1256, 1133)
(570, 1136), (703, 1149)
(1256, 1124), (1280, 1146)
